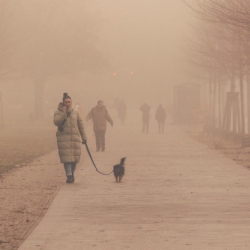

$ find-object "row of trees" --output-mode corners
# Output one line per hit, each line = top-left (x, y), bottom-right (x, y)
(185, 0), (250, 135)
(0, 0), (107, 118)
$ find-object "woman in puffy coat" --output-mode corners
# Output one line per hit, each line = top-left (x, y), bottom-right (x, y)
(54, 93), (87, 183)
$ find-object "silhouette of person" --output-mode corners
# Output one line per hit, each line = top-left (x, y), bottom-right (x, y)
(140, 103), (151, 133)
(155, 104), (166, 133)
(86, 100), (113, 152)
(117, 100), (127, 125)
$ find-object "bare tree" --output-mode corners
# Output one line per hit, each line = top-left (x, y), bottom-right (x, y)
(0, 0), (20, 79)
(17, 0), (107, 118)
(184, 0), (250, 134)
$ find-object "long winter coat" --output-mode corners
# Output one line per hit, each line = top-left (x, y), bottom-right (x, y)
(86, 105), (113, 131)
(54, 103), (87, 163)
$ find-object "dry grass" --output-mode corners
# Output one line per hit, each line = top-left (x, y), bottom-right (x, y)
(189, 131), (250, 169)
(0, 127), (57, 175)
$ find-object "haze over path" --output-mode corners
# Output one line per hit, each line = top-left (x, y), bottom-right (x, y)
(19, 114), (250, 249)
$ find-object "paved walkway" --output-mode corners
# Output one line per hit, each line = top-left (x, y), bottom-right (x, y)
(19, 118), (250, 249)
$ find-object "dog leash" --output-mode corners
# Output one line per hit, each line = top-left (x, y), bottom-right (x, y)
(84, 143), (114, 175)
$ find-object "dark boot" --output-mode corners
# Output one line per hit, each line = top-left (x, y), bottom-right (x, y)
(66, 175), (74, 183)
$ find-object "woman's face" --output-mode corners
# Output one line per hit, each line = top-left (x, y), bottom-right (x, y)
(64, 98), (72, 109)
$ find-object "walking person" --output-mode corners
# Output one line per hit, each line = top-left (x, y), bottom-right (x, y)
(54, 93), (87, 183)
(155, 104), (166, 133)
(86, 100), (113, 152)
(117, 100), (127, 125)
(140, 103), (151, 133)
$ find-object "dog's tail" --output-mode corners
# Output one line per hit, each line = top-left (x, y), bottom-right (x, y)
(120, 157), (126, 165)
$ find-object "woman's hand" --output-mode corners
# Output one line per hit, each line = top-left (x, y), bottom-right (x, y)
(62, 106), (67, 113)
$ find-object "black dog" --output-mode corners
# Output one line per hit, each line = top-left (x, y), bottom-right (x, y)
(113, 157), (126, 182)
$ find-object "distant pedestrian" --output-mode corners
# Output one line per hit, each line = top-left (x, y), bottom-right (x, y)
(117, 100), (127, 125)
(86, 100), (113, 152)
(54, 93), (87, 183)
(155, 104), (166, 133)
(140, 103), (151, 133)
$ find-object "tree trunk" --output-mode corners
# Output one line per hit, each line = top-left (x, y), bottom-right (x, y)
(231, 72), (237, 133)
(212, 73), (217, 127)
(239, 70), (245, 135)
(231, 70), (236, 92)
(235, 93), (242, 134)
(0, 92), (4, 129)
(209, 72), (212, 120)
(218, 75), (222, 129)
(222, 92), (229, 131)
(247, 75), (250, 134)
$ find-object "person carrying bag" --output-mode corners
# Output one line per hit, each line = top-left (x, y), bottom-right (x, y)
(54, 93), (87, 183)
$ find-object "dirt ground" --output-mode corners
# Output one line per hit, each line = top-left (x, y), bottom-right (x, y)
(1, 123), (250, 249)
(0, 128), (57, 175)
(18, 121), (250, 249)
(0, 127), (63, 250)
(186, 125), (250, 170)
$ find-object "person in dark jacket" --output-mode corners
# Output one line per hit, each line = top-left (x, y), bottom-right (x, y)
(86, 100), (113, 152)
(140, 103), (151, 133)
(155, 104), (166, 133)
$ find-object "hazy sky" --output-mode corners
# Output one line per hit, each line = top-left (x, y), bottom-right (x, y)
(91, 0), (189, 104)
(1, 0), (190, 118)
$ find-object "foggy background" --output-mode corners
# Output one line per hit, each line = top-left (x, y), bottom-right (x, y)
(0, 0), (190, 127)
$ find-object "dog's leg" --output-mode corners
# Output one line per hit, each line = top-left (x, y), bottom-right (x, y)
(115, 176), (118, 182)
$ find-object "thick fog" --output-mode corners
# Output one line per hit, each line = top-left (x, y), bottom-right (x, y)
(0, 0), (190, 126)
(95, 0), (188, 104)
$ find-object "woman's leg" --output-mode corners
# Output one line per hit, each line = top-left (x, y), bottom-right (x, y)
(71, 162), (77, 181)
(64, 162), (72, 176)
(64, 162), (73, 183)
